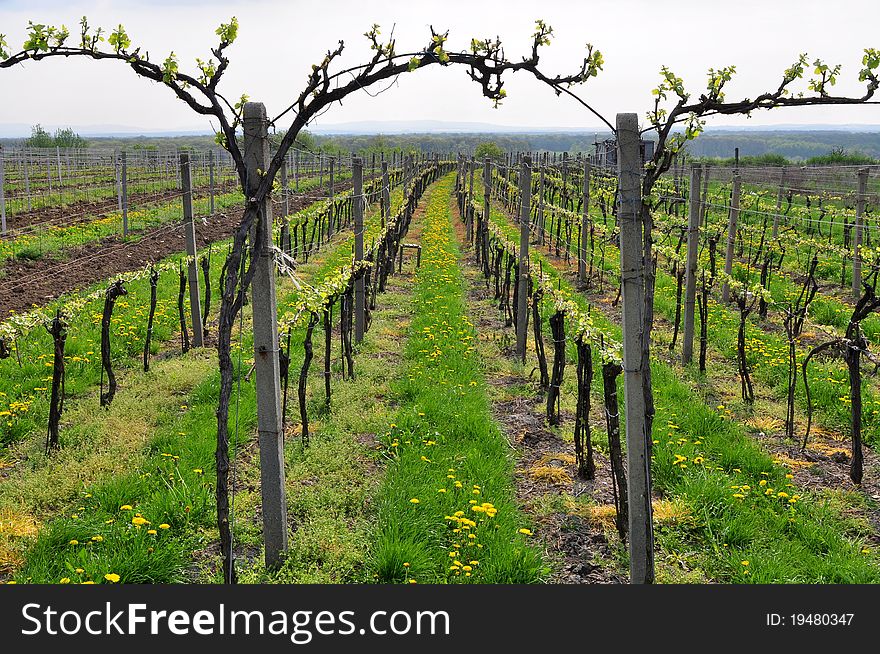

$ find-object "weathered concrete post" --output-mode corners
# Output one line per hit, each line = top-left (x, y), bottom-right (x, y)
(115, 149), (122, 213)
(0, 150), (6, 236)
(179, 152), (205, 348)
(682, 163), (702, 365)
(538, 155), (546, 244)
(23, 151), (31, 212)
(208, 149), (216, 215)
(243, 102), (288, 571)
(280, 157), (290, 255)
(562, 151), (569, 208)
(121, 151), (129, 236)
(516, 156), (532, 362)
(328, 157), (336, 239)
(354, 157), (366, 343)
(854, 167), (869, 300)
(700, 162), (711, 228)
(579, 160), (591, 284)
(468, 156), (476, 243)
(481, 156), (491, 265)
(772, 167), (786, 239)
(721, 174), (741, 304)
(382, 160), (390, 228)
(616, 112), (655, 585)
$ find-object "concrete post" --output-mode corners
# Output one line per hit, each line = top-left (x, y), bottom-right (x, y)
(208, 150), (216, 215)
(468, 156), (476, 243)
(772, 167), (786, 239)
(579, 160), (591, 283)
(382, 161), (390, 228)
(114, 150), (122, 213)
(616, 112), (655, 585)
(121, 151), (129, 237)
(562, 152), (569, 209)
(682, 163), (702, 365)
(721, 174), (741, 304)
(481, 156), (491, 264)
(538, 155), (546, 243)
(23, 152), (31, 212)
(854, 168), (869, 300)
(280, 158), (290, 255)
(328, 157), (335, 238)
(700, 163), (711, 228)
(179, 152), (205, 348)
(243, 102), (288, 571)
(0, 150), (6, 236)
(353, 158), (365, 343)
(516, 156), (532, 362)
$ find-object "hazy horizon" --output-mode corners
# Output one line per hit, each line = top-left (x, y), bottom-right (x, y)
(1, 0), (879, 134)
(3, 119), (880, 140)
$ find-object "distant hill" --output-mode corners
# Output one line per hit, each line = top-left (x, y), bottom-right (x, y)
(309, 130), (880, 161)
(679, 130), (880, 159)
(3, 121), (880, 160)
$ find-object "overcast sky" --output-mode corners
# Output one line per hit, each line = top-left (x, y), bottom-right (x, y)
(1, 0), (879, 133)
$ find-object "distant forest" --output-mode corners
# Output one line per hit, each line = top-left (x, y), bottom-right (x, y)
(310, 131), (880, 162)
(3, 129), (880, 163)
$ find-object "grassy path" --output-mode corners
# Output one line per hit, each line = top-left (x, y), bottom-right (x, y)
(232, 195), (427, 583)
(1, 189), (397, 584)
(365, 173), (543, 584)
(448, 188), (626, 583)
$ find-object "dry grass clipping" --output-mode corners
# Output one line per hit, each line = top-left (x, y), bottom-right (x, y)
(526, 465), (573, 485)
(0, 509), (39, 575)
(537, 453), (576, 466)
(806, 440), (849, 457)
(772, 453), (815, 470)
(583, 500), (693, 528)
(746, 416), (783, 433)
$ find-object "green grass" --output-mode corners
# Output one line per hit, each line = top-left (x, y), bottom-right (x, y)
(12, 350), (251, 584)
(0, 179), (361, 451)
(231, 188), (411, 584)
(367, 173), (545, 584)
(4, 177), (406, 583)
(0, 261), (188, 448)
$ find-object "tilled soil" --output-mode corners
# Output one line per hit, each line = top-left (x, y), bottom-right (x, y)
(2, 181), (239, 233)
(0, 185), (346, 316)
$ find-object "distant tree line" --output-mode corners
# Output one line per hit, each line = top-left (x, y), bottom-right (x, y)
(3, 126), (879, 166)
(681, 131), (880, 161)
(24, 124), (88, 148)
(691, 146), (877, 167)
